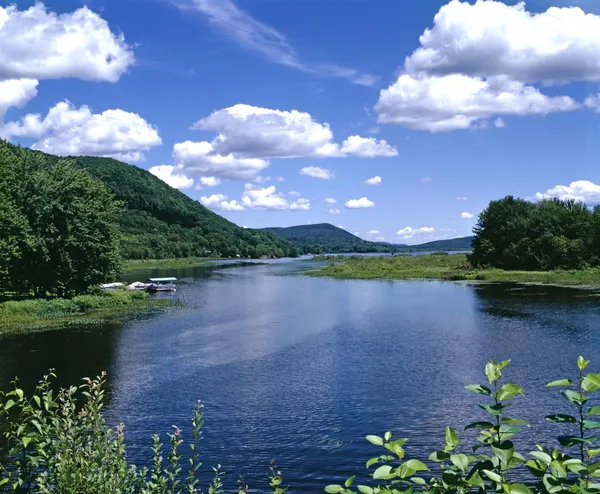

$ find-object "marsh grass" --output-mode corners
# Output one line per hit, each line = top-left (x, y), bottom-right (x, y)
(310, 254), (600, 285)
(0, 290), (171, 335)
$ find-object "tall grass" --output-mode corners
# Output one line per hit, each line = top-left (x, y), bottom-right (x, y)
(0, 290), (169, 335)
(310, 254), (600, 285)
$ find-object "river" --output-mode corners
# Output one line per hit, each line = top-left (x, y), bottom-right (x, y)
(1, 259), (600, 491)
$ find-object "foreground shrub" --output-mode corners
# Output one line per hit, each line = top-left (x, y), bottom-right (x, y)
(1, 358), (600, 492)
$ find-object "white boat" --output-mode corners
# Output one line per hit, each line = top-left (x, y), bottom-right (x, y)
(146, 277), (177, 292)
(101, 282), (124, 290)
(127, 281), (150, 291)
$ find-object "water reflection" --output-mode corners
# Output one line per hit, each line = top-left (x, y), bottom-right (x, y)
(1, 264), (600, 491)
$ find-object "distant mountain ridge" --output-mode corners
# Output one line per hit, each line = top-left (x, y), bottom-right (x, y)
(262, 223), (473, 254)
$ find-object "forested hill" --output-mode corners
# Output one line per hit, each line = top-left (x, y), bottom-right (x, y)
(263, 223), (402, 254)
(397, 236), (474, 252)
(1, 141), (297, 259)
(263, 223), (473, 254)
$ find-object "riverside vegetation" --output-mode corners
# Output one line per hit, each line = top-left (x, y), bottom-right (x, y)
(313, 196), (600, 285)
(2, 357), (600, 493)
(311, 254), (600, 285)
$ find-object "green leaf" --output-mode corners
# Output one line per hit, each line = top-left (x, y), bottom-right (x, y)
(579, 356), (590, 371)
(545, 414), (577, 423)
(497, 360), (511, 370)
(562, 389), (588, 406)
(445, 427), (459, 449)
(589, 406), (600, 416)
(384, 431), (392, 441)
(486, 362), (502, 383)
(3, 399), (15, 411)
(546, 379), (573, 388)
(365, 435), (384, 446)
(503, 418), (529, 426)
(465, 421), (494, 430)
(492, 440), (515, 466)
(366, 457), (380, 469)
(496, 383), (524, 401)
(529, 451), (552, 464)
(428, 450), (450, 462)
(465, 384), (492, 396)
(373, 465), (393, 480)
(345, 476), (355, 488)
(357, 487), (374, 494)
(480, 403), (506, 416)
(325, 485), (343, 493)
(510, 483), (533, 494)
(399, 459), (428, 478)
(482, 469), (502, 483)
(450, 453), (469, 472)
(583, 374), (600, 393)
(558, 435), (592, 447)
(584, 420), (600, 429)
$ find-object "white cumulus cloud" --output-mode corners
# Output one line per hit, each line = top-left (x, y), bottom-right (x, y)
(0, 79), (38, 120)
(0, 101), (162, 162)
(173, 140), (268, 180)
(535, 180), (600, 204)
(404, 0), (600, 84)
(0, 3), (134, 83)
(328, 208), (340, 215)
(200, 193), (245, 211)
(241, 184), (310, 211)
(173, 104), (397, 181)
(365, 175), (382, 185)
(376, 73), (577, 132)
(456, 196), (469, 201)
(200, 176), (221, 187)
(345, 197), (375, 209)
(300, 166), (334, 179)
(460, 212), (475, 219)
(374, 0), (600, 132)
(368, 229), (380, 235)
(149, 165), (194, 190)
(325, 197), (337, 204)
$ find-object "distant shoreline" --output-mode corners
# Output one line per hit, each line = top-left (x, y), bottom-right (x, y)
(307, 253), (600, 287)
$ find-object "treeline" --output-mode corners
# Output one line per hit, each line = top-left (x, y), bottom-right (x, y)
(470, 195), (600, 270)
(0, 142), (122, 297)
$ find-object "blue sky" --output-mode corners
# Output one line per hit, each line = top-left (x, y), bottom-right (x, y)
(1, 0), (600, 244)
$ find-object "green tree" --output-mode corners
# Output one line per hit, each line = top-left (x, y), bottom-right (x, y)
(0, 142), (122, 297)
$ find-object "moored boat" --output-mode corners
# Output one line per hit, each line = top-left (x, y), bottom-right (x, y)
(146, 277), (177, 292)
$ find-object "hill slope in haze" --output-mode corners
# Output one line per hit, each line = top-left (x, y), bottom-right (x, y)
(263, 223), (473, 254)
(1, 141), (297, 259)
(263, 223), (404, 254)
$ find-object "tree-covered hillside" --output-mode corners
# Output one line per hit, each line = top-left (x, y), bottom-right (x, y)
(1, 141), (298, 260)
(395, 236), (474, 252)
(263, 223), (399, 254)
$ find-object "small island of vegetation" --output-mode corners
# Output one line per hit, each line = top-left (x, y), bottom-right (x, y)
(312, 196), (600, 286)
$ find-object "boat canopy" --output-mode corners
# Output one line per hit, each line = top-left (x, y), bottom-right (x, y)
(148, 277), (177, 282)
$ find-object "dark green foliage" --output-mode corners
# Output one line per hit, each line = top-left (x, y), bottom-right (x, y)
(69, 154), (298, 260)
(471, 195), (600, 271)
(263, 224), (394, 254)
(0, 141), (122, 297)
(401, 236), (474, 252)
(0, 140), (297, 262)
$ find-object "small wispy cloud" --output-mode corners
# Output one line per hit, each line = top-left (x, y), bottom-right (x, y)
(185, 0), (378, 87)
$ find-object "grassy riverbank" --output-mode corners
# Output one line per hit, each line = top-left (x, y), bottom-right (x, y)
(309, 254), (600, 285)
(0, 290), (172, 335)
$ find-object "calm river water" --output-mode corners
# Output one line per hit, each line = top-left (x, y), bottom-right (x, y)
(2, 259), (600, 491)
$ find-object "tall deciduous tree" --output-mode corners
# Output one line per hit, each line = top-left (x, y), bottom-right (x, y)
(0, 142), (122, 297)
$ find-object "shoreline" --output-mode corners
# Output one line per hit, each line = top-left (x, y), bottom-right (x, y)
(0, 290), (173, 336)
(307, 254), (600, 288)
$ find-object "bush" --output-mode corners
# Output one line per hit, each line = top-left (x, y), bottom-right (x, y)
(2, 358), (600, 492)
